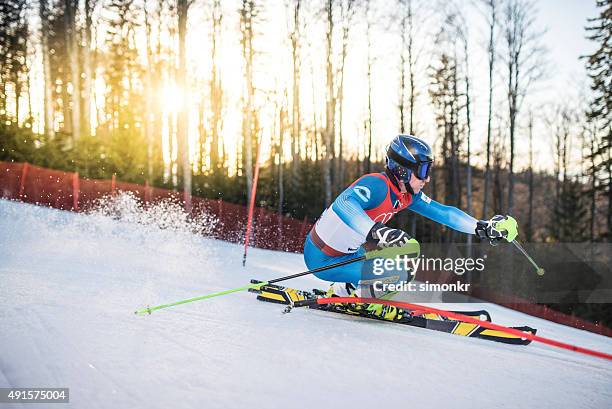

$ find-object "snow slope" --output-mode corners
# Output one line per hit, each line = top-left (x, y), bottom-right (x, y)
(0, 198), (611, 409)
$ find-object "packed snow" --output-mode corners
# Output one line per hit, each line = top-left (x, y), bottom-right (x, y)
(0, 197), (610, 409)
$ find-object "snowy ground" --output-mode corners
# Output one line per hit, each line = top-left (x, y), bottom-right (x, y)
(0, 198), (611, 409)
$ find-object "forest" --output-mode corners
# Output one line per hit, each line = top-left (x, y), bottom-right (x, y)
(0, 0), (610, 245)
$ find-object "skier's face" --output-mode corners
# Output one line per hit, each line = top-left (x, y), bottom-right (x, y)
(409, 172), (430, 194)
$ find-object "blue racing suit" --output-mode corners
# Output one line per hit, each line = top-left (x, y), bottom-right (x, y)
(304, 172), (478, 287)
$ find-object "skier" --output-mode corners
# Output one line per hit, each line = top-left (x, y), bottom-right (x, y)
(304, 134), (518, 319)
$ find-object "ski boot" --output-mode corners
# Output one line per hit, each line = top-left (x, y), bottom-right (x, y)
(325, 282), (412, 322)
(323, 282), (368, 315)
(364, 303), (411, 322)
(324, 282), (357, 298)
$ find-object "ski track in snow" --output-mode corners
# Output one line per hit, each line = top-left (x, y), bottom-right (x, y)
(0, 198), (611, 409)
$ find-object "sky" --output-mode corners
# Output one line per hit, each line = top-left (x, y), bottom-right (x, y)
(462, 0), (599, 173)
(247, 0), (602, 175)
(504, 0), (598, 172)
(539, 0), (598, 86)
(19, 0), (603, 175)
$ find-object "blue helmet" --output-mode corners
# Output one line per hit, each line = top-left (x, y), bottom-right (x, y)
(386, 134), (434, 183)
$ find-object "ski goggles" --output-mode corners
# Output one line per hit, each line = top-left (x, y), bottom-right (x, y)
(414, 160), (433, 180)
(387, 149), (433, 181)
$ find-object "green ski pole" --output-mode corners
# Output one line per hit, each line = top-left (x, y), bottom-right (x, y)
(512, 239), (545, 276)
(135, 240), (419, 316)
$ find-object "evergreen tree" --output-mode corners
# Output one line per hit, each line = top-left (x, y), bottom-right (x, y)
(552, 178), (589, 241)
(584, 0), (612, 240)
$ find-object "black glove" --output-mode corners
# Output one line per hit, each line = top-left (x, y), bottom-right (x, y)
(475, 214), (513, 246)
(367, 222), (413, 248)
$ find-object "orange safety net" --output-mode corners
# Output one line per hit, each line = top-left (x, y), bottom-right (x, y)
(0, 161), (312, 253)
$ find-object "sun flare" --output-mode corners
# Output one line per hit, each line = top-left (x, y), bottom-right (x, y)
(159, 85), (183, 114)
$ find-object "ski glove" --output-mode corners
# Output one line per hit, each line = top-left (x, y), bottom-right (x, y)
(475, 215), (519, 245)
(367, 222), (413, 248)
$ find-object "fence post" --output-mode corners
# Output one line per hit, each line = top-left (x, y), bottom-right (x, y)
(72, 172), (80, 211)
(18, 162), (29, 199)
(255, 207), (265, 247)
(111, 174), (116, 195)
(277, 213), (284, 250)
(299, 215), (308, 238)
(144, 180), (150, 204)
(216, 198), (223, 239)
(183, 190), (192, 214)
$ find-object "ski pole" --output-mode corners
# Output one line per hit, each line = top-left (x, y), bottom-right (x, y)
(136, 255), (360, 315)
(512, 239), (545, 276)
(134, 241), (420, 315)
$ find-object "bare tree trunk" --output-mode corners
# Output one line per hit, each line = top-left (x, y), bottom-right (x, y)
(553, 112), (562, 238)
(240, 0), (256, 204)
(464, 32), (473, 247)
(508, 73), (516, 215)
(62, 77), (71, 133)
(210, 0), (223, 175)
(399, 9), (407, 133)
(337, 0), (353, 187)
(197, 94), (205, 173)
(144, 1), (154, 184)
(289, 0), (301, 179)
(399, 4), (412, 242)
(0, 69), (4, 123)
(451, 54), (460, 210)
(323, 0), (335, 206)
(505, 2), (518, 216)
(402, 0), (419, 236)
(338, 40), (346, 184)
(399, 0), (416, 135)
(83, 0), (95, 137)
(493, 148), (504, 213)
(155, 0), (165, 179)
(588, 124), (596, 241)
(92, 23), (101, 131)
(527, 112), (534, 241)
(15, 80), (21, 125)
(40, 0), (55, 138)
(177, 0), (191, 210)
(278, 102), (287, 214)
(66, 0), (80, 141)
(607, 145), (611, 239)
(26, 59), (33, 126)
(483, 0), (496, 218)
(310, 57), (319, 164)
(335, 0), (346, 186)
(365, 0), (373, 174)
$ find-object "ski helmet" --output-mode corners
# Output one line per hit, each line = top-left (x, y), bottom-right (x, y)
(386, 134), (434, 183)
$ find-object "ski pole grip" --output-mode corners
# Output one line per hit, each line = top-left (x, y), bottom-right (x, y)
(365, 239), (420, 260)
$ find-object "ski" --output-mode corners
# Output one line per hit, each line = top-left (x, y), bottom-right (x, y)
(249, 280), (492, 320)
(250, 280), (536, 345)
